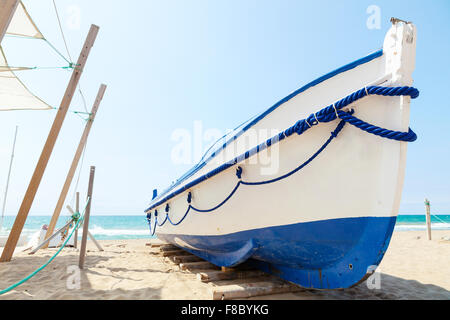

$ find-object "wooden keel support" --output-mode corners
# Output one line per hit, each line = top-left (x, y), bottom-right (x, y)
(171, 255), (203, 264)
(159, 244), (180, 252)
(212, 280), (302, 300)
(161, 250), (190, 257)
(152, 243), (303, 299)
(179, 261), (220, 271)
(148, 240), (167, 248)
(197, 270), (267, 283)
(221, 266), (234, 272)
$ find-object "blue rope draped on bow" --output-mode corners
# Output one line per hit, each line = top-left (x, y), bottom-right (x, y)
(146, 85), (419, 233)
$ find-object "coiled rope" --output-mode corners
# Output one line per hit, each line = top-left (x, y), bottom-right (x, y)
(146, 85), (419, 234)
(0, 197), (90, 296)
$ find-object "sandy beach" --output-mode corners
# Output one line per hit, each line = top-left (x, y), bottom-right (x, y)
(0, 230), (449, 300)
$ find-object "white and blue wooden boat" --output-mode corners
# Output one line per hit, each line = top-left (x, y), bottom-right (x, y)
(145, 19), (419, 289)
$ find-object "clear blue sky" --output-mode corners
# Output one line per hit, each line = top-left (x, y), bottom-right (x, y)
(0, 0), (449, 216)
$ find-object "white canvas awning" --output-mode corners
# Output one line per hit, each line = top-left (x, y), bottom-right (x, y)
(0, 65), (32, 72)
(6, 1), (44, 39)
(0, 47), (51, 110)
(0, 1), (51, 110)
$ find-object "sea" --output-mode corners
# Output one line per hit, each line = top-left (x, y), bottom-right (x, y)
(0, 214), (449, 241)
(0, 215), (153, 241)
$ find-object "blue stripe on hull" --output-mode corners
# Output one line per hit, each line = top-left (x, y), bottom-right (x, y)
(157, 216), (397, 289)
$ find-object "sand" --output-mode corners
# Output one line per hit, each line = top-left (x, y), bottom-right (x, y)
(0, 230), (449, 300)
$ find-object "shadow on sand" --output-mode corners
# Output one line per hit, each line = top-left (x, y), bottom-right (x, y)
(1, 249), (449, 300)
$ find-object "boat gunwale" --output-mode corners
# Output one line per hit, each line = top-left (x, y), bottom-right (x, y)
(146, 49), (384, 212)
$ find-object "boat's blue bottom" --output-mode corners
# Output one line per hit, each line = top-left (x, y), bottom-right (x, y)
(157, 216), (397, 289)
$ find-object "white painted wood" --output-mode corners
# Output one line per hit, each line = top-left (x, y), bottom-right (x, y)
(29, 220), (73, 254)
(149, 22), (417, 239)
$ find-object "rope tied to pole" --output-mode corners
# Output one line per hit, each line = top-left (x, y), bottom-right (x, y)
(71, 210), (81, 222)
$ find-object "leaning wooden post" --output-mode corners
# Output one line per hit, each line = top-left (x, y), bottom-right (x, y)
(74, 192), (79, 248)
(79, 166), (95, 269)
(44, 84), (107, 247)
(425, 198), (431, 240)
(0, 0), (19, 43)
(0, 25), (100, 262)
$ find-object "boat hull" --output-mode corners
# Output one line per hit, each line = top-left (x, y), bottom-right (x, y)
(146, 22), (417, 289)
(158, 216), (396, 289)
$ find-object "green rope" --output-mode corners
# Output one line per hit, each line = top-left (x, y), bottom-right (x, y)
(4, 35), (74, 67)
(71, 210), (81, 222)
(424, 199), (449, 224)
(43, 41), (81, 70)
(0, 197), (90, 296)
(73, 110), (92, 122)
(72, 110), (92, 116)
(51, 107), (92, 120)
(74, 113), (90, 122)
(43, 38), (72, 65)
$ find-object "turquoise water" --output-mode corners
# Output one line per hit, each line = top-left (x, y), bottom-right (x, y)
(0, 214), (449, 241)
(0, 215), (153, 241)
(395, 214), (450, 231)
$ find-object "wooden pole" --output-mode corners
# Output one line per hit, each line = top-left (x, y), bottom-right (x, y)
(44, 84), (107, 247)
(74, 192), (79, 248)
(0, 25), (100, 262)
(212, 281), (301, 300)
(79, 166), (95, 269)
(0, 126), (18, 231)
(0, 0), (19, 43)
(425, 198), (431, 240)
(87, 230), (103, 251)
